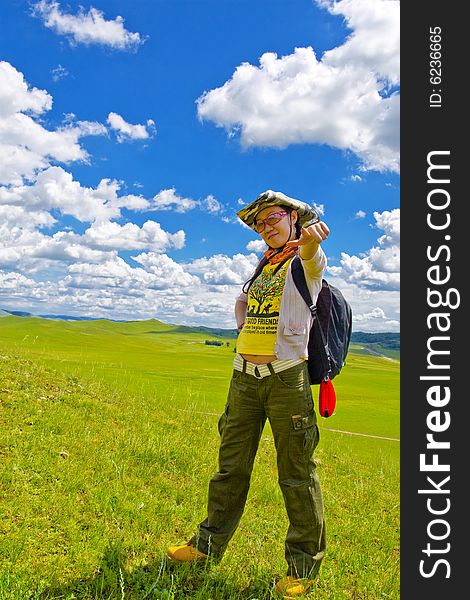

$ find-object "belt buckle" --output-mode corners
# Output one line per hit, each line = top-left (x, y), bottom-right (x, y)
(253, 365), (263, 379)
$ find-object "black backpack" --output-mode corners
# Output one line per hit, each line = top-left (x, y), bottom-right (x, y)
(291, 256), (352, 385)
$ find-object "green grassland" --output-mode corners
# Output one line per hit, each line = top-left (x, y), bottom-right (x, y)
(0, 317), (399, 599)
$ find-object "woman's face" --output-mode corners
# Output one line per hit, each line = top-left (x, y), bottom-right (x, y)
(254, 205), (298, 248)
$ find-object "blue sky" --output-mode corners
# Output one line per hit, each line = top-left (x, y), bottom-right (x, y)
(0, 0), (399, 331)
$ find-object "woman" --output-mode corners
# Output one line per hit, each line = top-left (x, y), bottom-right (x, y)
(167, 190), (330, 598)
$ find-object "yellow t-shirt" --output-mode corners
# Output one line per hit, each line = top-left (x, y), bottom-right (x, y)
(236, 260), (289, 355)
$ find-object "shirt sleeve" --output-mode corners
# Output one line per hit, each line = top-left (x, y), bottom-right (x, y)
(299, 246), (327, 280)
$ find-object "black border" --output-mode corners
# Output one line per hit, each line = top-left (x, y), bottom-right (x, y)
(401, 4), (465, 597)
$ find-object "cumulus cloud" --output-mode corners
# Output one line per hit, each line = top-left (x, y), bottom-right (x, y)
(32, 1), (145, 50)
(355, 307), (393, 323)
(0, 60), (246, 328)
(61, 254), (198, 294)
(319, 0), (399, 85)
(246, 239), (268, 253)
(107, 112), (156, 142)
(0, 61), (106, 185)
(132, 253), (200, 288)
(0, 270), (37, 293)
(0, 165), (187, 275)
(185, 253), (260, 286)
(196, 0), (399, 172)
(0, 61), (52, 117)
(82, 221), (185, 252)
(149, 188), (225, 215)
(0, 203), (55, 230)
(0, 166), (134, 223)
(150, 188), (199, 212)
(328, 208), (399, 291)
(0, 251), (248, 327)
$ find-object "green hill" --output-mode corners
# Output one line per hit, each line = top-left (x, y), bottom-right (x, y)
(351, 331), (399, 349)
(1, 307), (400, 344)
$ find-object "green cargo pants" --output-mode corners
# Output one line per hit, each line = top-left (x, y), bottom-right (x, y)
(190, 360), (326, 579)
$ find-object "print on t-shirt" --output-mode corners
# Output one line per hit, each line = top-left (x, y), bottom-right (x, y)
(247, 262), (287, 317)
(236, 260), (290, 355)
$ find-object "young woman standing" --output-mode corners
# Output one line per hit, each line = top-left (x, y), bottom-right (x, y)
(167, 190), (330, 598)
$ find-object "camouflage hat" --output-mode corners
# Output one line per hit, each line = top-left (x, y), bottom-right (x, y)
(237, 190), (320, 230)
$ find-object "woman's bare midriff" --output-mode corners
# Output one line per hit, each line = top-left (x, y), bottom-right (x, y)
(240, 353), (277, 364)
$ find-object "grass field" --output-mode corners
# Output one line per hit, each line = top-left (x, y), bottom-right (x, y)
(0, 316), (399, 599)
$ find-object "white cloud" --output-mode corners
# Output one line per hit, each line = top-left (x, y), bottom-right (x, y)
(355, 307), (388, 322)
(196, 0), (399, 173)
(32, 1), (145, 50)
(246, 239), (268, 253)
(355, 210), (366, 218)
(0, 166), (124, 223)
(0, 208), (400, 329)
(319, 0), (399, 85)
(329, 208), (399, 291)
(132, 252), (200, 288)
(150, 188), (199, 212)
(202, 194), (223, 214)
(0, 218), (105, 273)
(0, 166), (187, 275)
(82, 221), (185, 252)
(51, 64), (69, 82)
(0, 203), (55, 230)
(0, 218), (185, 276)
(0, 61), (52, 117)
(0, 251), (247, 327)
(62, 254), (198, 291)
(0, 62), (106, 186)
(0, 270), (37, 291)
(186, 253), (260, 286)
(107, 112), (156, 142)
(149, 188), (225, 215)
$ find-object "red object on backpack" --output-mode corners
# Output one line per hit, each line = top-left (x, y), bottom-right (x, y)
(319, 379), (336, 417)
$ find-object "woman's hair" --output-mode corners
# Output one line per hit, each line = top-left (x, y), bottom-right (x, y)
(241, 207), (300, 294)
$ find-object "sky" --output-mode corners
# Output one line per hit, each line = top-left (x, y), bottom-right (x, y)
(0, 0), (400, 332)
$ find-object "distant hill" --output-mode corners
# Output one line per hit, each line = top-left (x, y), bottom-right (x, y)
(1, 307), (399, 349)
(1, 309), (121, 321)
(351, 331), (400, 350)
(167, 324), (238, 339)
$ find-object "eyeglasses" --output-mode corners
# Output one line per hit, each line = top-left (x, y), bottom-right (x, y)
(254, 210), (288, 233)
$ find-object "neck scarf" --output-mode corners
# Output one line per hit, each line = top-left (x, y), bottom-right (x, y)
(264, 244), (299, 265)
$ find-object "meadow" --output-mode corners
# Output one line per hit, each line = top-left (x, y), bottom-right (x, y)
(0, 316), (399, 599)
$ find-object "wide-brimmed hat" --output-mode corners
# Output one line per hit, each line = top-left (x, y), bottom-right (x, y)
(237, 190), (320, 230)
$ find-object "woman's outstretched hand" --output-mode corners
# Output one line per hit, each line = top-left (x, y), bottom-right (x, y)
(285, 221), (330, 259)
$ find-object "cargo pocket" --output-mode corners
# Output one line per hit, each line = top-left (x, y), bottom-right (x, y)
(288, 413), (319, 461)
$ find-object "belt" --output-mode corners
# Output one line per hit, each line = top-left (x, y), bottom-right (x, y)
(233, 354), (305, 379)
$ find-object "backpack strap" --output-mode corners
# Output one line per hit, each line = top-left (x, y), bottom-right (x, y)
(291, 256), (317, 316)
(291, 256), (332, 379)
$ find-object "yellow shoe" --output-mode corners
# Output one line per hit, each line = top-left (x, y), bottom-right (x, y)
(275, 575), (313, 598)
(166, 544), (208, 563)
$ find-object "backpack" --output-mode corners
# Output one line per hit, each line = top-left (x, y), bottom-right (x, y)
(291, 256), (352, 386)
